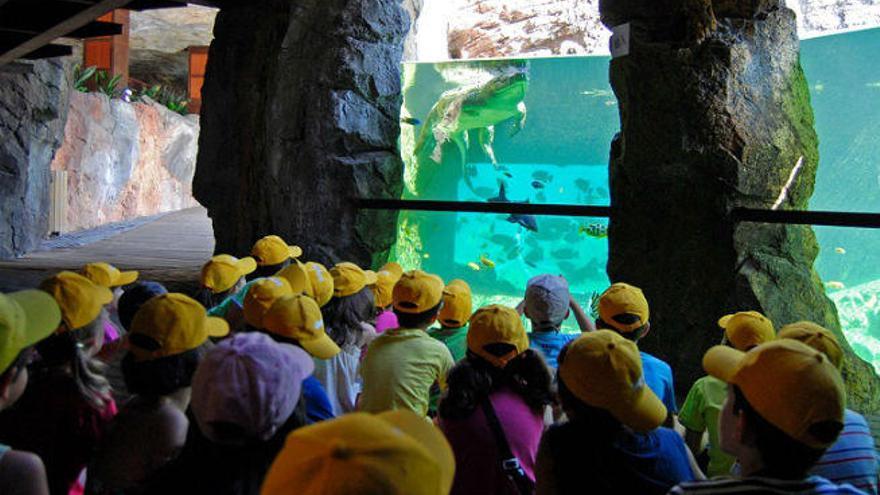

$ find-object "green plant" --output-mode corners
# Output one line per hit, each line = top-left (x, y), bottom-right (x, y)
(94, 70), (122, 98)
(157, 87), (190, 115)
(137, 84), (162, 101)
(72, 64), (96, 92)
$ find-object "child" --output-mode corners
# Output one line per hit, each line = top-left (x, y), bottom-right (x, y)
(439, 304), (553, 494)
(261, 410), (454, 495)
(536, 331), (697, 494)
(520, 274), (593, 369)
(371, 262), (403, 334)
(0, 289), (62, 495)
(249, 235), (301, 280)
(86, 293), (228, 495)
(679, 311), (775, 477)
(428, 279), (473, 362)
(80, 262), (138, 354)
(596, 282), (678, 425)
(669, 340), (859, 494)
(0, 272), (117, 495)
(359, 270), (454, 416)
(196, 254), (257, 312)
(311, 262), (377, 414)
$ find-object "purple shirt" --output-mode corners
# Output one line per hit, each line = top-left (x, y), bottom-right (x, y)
(439, 387), (544, 495)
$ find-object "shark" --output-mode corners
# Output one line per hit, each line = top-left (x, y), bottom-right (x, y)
(489, 181), (538, 232)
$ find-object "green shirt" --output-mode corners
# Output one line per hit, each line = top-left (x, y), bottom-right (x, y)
(359, 327), (455, 417)
(679, 375), (733, 477)
(427, 325), (469, 362)
(206, 279), (259, 318)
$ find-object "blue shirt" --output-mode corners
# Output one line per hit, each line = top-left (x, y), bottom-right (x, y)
(302, 375), (335, 424)
(528, 331), (578, 369)
(641, 351), (677, 413)
(810, 409), (879, 495)
(669, 475), (870, 494)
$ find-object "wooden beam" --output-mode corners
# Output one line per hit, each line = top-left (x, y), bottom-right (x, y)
(68, 21), (123, 38)
(0, 0), (133, 66)
(124, 0), (186, 10)
(22, 44), (73, 60)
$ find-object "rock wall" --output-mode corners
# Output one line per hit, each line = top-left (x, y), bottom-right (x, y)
(790, 0), (880, 35)
(602, 0), (880, 414)
(0, 59), (71, 259)
(194, 0), (407, 267)
(51, 91), (199, 232)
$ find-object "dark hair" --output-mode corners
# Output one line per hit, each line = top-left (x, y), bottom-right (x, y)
(34, 318), (111, 411)
(121, 346), (205, 397)
(323, 287), (374, 347)
(394, 303), (442, 329)
(250, 260), (291, 281)
(118, 281), (168, 330)
(0, 348), (33, 385)
(731, 385), (836, 479)
(194, 285), (238, 312)
(438, 348), (553, 420)
(555, 343), (625, 441)
(596, 315), (649, 341)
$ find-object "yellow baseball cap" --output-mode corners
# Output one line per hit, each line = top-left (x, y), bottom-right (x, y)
(330, 262), (377, 298)
(263, 294), (341, 359)
(0, 290), (62, 373)
(393, 270), (445, 314)
(81, 262), (139, 288)
(201, 255), (258, 294)
(559, 330), (667, 432)
(703, 339), (845, 448)
(598, 282), (649, 333)
(40, 271), (113, 330)
(718, 311), (775, 351)
(778, 321), (843, 369)
(243, 277), (293, 329)
(261, 410), (455, 495)
(251, 235), (303, 266)
(438, 279), (472, 328)
(128, 293), (229, 361)
(371, 262), (404, 309)
(276, 260), (312, 295)
(467, 305), (528, 368)
(305, 262), (334, 307)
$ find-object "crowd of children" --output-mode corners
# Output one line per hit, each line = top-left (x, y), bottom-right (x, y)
(0, 232), (877, 495)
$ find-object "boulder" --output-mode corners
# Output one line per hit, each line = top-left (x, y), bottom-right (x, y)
(0, 58), (71, 259)
(601, 0), (880, 413)
(194, 0), (408, 267)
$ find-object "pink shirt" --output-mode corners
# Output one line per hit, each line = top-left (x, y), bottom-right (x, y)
(374, 310), (398, 334)
(439, 387), (544, 495)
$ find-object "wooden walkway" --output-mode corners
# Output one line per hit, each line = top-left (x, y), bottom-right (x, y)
(0, 207), (214, 293)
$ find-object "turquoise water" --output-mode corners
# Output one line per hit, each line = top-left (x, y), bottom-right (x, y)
(391, 29), (880, 360)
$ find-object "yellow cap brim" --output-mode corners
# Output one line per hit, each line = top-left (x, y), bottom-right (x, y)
(238, 257), (258, 275)
(115, 270), (139, 286)
(300, 332), (342, 360)
(364, 270), (378, 286)
(703, 345), (745, 383)
(205, 316), (230, 338)
(289, 246), (303, 259)
(8, 290), (62, 346)
(612, 383), (668, 433)
(377, 410), (455, 494)
(96, 285), (114, 305)
(718, 314), (733, 328)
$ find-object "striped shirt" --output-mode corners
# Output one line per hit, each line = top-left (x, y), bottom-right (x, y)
(668, 475), (869, 494)
(810, 409), (879, 495)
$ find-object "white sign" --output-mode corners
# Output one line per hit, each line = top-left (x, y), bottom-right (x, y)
(610, 23), (631, 59)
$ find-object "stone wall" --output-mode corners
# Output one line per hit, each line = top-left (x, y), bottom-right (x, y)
(0, 59), (71, 259)
(51, 91), (199, 232)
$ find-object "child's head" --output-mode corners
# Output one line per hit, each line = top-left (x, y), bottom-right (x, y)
(524, 274), (570, 331)
(117, 281), (167, 331)
(261, 410), (455, 495)
(704, 339), (844, 478)
(250, 235), (301, 280)
(40, 271), (114, 355)
(392, 270), (445, 329)
(371, 262), (403, 311)
(466, 304), (528, 368)
(438, 279), (472, 329)
(81, 262), (139, 311)
(777, 321), (842, 369)
(263, 294), (341, 359)
(198, 254), (257, 308)
(242, 277), (293, 329)
(0, 290), (61, 410)
(717, 310), (775, 351)
(304, 262), (334, 307)
(191, 332), (312, 446)
(596, 282), (650, 341)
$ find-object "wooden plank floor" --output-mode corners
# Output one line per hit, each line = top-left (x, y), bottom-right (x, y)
(0, 207), (215, 293)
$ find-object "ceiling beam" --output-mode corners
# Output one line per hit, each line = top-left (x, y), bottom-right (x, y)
(0, 0), (133, 66)
(67, 21), (123, 38)
(22, 44), (73, 60)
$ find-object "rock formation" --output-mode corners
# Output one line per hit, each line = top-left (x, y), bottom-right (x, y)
(601, 0), (880, 413)
(50, 91), (199, 232)
(194, 0), (408, 267)
(0, 59), (71, 259)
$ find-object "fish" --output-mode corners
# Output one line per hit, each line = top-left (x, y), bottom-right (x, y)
(596, 187), (609, 198)
(503, 172), (513, 179)
(826, 281), (845, 290)
(574, 178), (591, 192)
(467, 262), (481, 271)
(535, 192), (547, 202)
(490, 234), (517, 248)
(558, 187), (565, 194)
(580, 89), (613, 98)
(813, 83), (825, 93)
(532, 170), (553, 183)
(401, 116), (421, 126)
(579, 223), (608, 239)
(551, 248), (579, 260)
(423, 253), (430, 259)
(865, 82), (880, 88)
(834, 247), (846, 254)
(524, 260), (537, 268)
(524, 248), (544, 265)
(489, 181), (539, 232)
(479, 254), (496, 269)
(604, 100), (617, 106)
(531, 181), (545, 189)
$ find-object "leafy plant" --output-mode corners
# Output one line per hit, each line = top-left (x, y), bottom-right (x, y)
(137, 84), (162, 101)
(94, 70), (122, 98)
(157, 87), (190, 115)
(72, 64), (96, 93)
